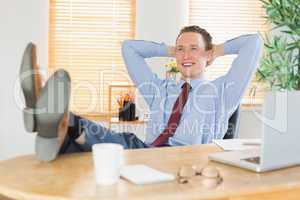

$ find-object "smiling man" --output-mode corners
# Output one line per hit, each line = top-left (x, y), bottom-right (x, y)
(21, 25), (263, 161)
(121, 25), (262, 146)
(175, 27), (214, 80)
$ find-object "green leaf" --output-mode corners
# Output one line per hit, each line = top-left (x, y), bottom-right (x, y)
(281, 30), (294, 35)
(286, 45), (298, 51)
(260, 0), (269, 6)
(258, 0), (300, 91)
(272, 24), (287, 31)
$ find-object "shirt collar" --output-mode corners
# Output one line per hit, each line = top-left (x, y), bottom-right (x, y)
(178, 76), (207, 90)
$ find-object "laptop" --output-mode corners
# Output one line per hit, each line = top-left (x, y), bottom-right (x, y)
(209, 92), (300, 172)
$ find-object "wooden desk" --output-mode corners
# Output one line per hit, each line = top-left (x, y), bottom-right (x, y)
(1, 145), (300, 200)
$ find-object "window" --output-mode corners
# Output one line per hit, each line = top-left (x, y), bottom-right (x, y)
(49, 0), (135, 117)
(189, 0), (268, 105)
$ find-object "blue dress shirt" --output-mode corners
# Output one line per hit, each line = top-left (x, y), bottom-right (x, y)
(122, 34), (263, 146)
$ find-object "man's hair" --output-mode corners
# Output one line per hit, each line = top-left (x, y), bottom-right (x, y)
(176, 25), (213, 51)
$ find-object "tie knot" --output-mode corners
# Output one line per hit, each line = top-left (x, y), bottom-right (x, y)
(182, 82), (191, 91)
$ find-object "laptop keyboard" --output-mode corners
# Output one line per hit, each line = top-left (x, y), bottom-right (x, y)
(242, 156), (261, 164)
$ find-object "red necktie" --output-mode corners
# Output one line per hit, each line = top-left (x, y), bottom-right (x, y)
(151, 82), (191, 147)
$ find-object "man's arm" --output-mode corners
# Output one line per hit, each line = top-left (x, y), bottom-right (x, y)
(221, 34), (263, 114)
(122, 40), (171, 106)
(207, 43), (224, 66)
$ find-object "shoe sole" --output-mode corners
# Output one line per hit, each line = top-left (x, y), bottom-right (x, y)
(20, 43), (41, 132)
(34, 69), (71, 161)
(20, 43), (37, 108)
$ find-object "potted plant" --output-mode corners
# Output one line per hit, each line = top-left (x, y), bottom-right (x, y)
(257, 0), (300, 90)
(256, 0), (300, 133)
(165, 59), (180, 81)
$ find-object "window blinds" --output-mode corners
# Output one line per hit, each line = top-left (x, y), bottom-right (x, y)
(49, 0), (135, 116)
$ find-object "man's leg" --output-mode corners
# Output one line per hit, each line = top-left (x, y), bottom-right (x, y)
(32, 70), (147, 162)
(20, 43), (146, 161)
(59, 113), (86, 154)
(60, 113), (148, 153)
(77, 117), (148, 150)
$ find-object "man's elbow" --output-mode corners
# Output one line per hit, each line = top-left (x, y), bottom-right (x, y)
(250, 34), (263, 48)
(122, 40), (133, 53)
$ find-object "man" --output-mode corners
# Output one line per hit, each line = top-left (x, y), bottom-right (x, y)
(20, 25), (263, 161)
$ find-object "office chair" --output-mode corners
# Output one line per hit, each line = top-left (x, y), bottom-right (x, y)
(223, 106), (240, 139)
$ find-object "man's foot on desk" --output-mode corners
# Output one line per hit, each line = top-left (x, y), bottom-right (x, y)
(34, 69), (71, 161)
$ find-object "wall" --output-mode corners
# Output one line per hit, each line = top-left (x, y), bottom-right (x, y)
(134, 0), (189, 116)
(136, 0), (189, 78)
(0, 0), (48, 160)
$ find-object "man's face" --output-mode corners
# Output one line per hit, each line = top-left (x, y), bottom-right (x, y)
(175, 32), (210, 80)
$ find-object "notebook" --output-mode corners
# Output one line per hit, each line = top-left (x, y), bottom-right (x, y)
(120, 165), (175, 185)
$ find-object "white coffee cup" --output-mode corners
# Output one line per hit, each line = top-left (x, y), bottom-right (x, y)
(92, 143), (124, 185)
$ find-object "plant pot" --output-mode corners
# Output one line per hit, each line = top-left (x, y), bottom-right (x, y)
(166, 71), (178, 81)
